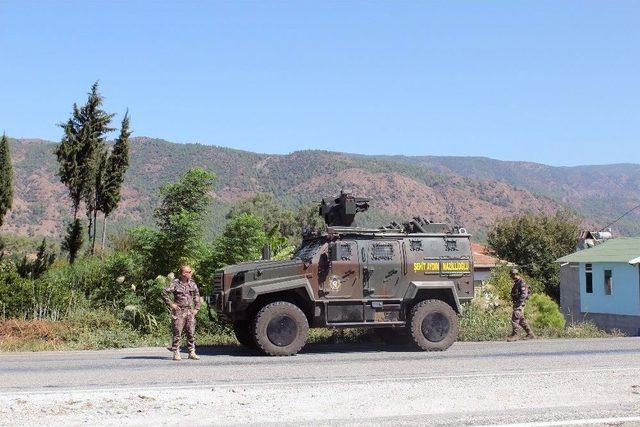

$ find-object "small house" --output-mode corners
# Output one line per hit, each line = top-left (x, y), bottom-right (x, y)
(556, 237), (640, 335)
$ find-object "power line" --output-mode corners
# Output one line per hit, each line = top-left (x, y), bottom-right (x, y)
(599, 202), (640, 232)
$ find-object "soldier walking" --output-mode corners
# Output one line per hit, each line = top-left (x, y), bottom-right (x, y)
(507, 268), (535, 341)
(161, 265), (201, 360)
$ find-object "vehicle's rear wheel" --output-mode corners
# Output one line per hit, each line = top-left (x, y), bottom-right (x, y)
(233, 320), (256, 348)
(409, 299), (458, 351)
(253, 301), (309, 356)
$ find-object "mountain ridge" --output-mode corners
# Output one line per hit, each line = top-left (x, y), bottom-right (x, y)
(4, 136), (639, 242)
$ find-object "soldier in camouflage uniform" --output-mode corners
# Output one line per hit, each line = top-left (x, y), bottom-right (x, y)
(507, 268), (535, 341)
(161, 265), (201, 360)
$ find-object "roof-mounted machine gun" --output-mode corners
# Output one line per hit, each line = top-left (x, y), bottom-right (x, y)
(319, 191), (370, 227)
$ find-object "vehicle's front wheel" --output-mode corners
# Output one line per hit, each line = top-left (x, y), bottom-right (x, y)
(409, 299), (458, 351)
(253, 301), (309, 356)
(233, 320), (256, 348)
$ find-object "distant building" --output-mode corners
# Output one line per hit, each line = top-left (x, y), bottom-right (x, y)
(556, 237), (640, 336)
(472, 243), (512, 296)
(577, 229), (613, 251)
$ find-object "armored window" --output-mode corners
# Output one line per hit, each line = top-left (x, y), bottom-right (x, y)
(371, 243), (394, 261)
(410, 240), (423, 251)
(293, 240), (323, 262)
(585, 263), (593, 294)
(444, 239), (458, 252)
(604, 269), (612, 295)
(340, 243), (353, 260)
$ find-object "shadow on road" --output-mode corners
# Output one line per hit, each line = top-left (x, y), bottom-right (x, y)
(122, 356), (172, 360)
(192, 342), (419, 357)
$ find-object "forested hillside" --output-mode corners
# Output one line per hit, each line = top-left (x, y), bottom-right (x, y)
(7, 136), (638, 242)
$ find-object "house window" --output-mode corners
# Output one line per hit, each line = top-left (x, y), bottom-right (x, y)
(585, 263), (593, 294)
(604, 269), (612, 295)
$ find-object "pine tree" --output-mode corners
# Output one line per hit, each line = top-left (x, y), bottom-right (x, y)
(0, 133), (14, 227)
(100, 112), (131, 251)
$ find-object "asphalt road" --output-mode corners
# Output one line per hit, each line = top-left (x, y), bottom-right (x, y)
(1, 337), (640, 426)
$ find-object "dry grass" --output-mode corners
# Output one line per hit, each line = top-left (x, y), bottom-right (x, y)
(0, 319), (75, 351)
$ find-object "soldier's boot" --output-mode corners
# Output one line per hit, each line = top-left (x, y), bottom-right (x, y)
(522, 323), (535, 340)
(506, 327), (520, 342)
(507, 322), (521, 341)
(173, 350), (182, 361)
(506, 333), (520, 342)
(188, 350), (200, 360)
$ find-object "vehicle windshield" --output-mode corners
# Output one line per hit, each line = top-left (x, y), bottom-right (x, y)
(292, 239), (324, 262)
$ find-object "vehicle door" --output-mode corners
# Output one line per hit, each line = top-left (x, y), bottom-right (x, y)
(323, 240), (363, 299)
(363, 240), (402, 298)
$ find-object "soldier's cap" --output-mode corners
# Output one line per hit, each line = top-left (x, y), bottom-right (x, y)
(510, 268), (519, 276)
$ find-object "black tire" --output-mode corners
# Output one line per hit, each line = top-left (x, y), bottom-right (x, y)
(233, 320), (257, 348)
(373, 327), (411, 345)
(253, 301), (309, 356)
(409, 299), (458, 351)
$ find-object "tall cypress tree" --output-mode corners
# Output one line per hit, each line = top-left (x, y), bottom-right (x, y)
(56, 82), (115, 258)
(0, 134), (13, 227)
(78, 82), (114, 252)
(100, 112), (131, 251)
(56, 118), (83, 219)
(92, 149), (108, 253)
(61, 219), (83, 264)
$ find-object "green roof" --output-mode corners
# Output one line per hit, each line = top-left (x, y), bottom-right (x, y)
(556, 237), (640, 264)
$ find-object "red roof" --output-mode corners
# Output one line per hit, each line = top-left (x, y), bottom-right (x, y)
(472, 243), (510, 268)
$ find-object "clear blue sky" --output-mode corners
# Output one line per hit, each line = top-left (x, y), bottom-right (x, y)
(1, 1), (639, 166)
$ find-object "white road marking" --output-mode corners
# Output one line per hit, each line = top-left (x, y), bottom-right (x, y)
(484, 416), (640, 426)
(2, 366), (639, 397)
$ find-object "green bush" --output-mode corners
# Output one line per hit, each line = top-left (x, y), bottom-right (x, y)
(42, 256), (105, 297)
(0, 260), (30, 318)
(458, 302), (511, 341)
(525, 293), (566, 330)
(0, 260), (78, 320)
(92, 251), (145, 305)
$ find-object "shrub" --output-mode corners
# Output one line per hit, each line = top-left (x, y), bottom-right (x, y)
(0, 259), (78, 321)
(525, 293), (566, 330)
(42, 256), (105, 298)
(123, 303), (159, 334)
(92, 251), (145, 306)
(458, 301), (511, 341)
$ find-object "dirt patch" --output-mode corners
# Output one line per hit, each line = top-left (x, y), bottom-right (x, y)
(0, 319), (72, 347)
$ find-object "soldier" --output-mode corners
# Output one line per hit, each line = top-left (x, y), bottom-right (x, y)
(161, 265), (201, 360)
(507, 268), (535, 341)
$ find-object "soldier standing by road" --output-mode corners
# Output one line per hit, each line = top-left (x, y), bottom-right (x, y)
(161, 265), (201, 360)
(507, 268), (535, 342)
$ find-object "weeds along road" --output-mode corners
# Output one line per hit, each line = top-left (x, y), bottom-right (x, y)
(1, 338), (640, 426)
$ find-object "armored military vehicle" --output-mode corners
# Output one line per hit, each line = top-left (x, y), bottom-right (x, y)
(210, 191), (474, 356)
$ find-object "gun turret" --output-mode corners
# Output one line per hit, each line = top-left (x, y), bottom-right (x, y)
(319, 191), (370, 227)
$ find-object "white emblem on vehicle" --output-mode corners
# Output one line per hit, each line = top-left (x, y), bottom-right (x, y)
(329, 276), (341, 291)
